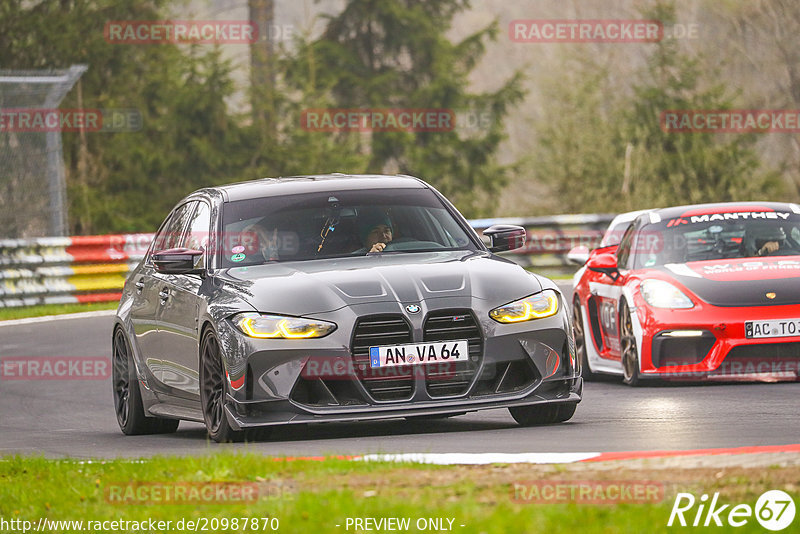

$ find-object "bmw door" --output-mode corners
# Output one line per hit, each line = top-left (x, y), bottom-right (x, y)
(155, 200), (211, 396)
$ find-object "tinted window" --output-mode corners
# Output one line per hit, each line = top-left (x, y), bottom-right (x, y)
(601, 221), (633, 247)
(163, 202), (196, 250)
(616, 224), (635, 269)
(180, 201), (211, 267)
(183, 202), (211, 251)
(149, 213), (173, 255)
(150, 202), (195, 254)
(219, 188), (477, 266)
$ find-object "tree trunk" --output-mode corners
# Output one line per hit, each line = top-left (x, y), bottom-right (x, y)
(249, 0), (275, 132)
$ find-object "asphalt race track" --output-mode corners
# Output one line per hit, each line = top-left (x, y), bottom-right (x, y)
(2, 285), (798, 458)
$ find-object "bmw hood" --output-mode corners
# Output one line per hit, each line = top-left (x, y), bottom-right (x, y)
(216, 251), (543, 315)
(661, 257), (800, 306)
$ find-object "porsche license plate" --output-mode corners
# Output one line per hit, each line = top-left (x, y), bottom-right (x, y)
(369, 340), (469, 368)
(745, 319), (800, 339)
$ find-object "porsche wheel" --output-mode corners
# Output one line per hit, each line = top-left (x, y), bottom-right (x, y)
(509, 402), (577, 426)
(112, 328), (179, 435)
(619, 301), (641, 387)
(572, 296), (597, 380)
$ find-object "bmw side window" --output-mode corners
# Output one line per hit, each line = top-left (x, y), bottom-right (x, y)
(148, 203), (195, 261)
(181, 202), (211, 267)
(148, 213), (174, 258)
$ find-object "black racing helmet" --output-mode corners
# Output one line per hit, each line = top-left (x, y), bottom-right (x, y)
(747, 221), (786, 254)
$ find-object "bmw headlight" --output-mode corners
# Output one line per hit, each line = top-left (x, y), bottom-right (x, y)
(489, 290), (559, 323)
(233, 313), (336, 339)
(640, 280), (694, 309)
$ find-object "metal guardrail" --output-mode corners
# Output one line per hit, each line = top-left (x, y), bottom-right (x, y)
(470, 214), (615, 271)
(0, 215), (615, 307)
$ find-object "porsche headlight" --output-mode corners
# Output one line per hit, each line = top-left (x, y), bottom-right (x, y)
(233, 313), (336, 339)
(489, 290), (559, 323)
(640, 280), (694, 309)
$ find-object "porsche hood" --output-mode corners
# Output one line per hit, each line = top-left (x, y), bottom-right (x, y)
(662, 257), (800, 307)
(217, 251), (544, 315)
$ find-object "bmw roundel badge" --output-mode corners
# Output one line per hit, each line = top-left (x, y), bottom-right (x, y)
(406, 304), (421, 314)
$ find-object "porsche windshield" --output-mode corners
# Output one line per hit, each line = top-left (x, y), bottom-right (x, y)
(220, 188), (478, 266)
(633, 212), (800, 268)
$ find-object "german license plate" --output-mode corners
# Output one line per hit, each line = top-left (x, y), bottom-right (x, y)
(369, 340), (469, 368)
(745, 319), (800, 339)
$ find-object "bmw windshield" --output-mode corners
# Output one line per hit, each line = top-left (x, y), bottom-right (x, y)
(219, 187), (479, 267)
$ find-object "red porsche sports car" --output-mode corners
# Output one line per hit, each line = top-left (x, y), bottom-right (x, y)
(571, 202), (800, 385)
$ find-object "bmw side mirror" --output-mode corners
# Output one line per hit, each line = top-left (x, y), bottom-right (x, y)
(567, 245), (590, 266)
(152, 248), (204, 275)
(586, 253), (620, 281)
(483, 225), (527, 253)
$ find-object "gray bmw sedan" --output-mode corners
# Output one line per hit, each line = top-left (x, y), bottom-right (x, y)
(112, 174), (582, 442)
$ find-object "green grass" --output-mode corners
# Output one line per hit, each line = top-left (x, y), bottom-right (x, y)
(1, 453), (794, 533)
(0, 302), (117, 321)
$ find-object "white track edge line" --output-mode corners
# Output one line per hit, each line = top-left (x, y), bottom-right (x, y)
(0, 309), (116, 327)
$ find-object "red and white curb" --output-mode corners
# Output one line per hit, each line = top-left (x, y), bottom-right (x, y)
(272, 444), (800, 465)
(581, 443), (800, 463)
(358, 453), (600, 464)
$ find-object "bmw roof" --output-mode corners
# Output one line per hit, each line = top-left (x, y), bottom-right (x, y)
(212, 174), (428, 202)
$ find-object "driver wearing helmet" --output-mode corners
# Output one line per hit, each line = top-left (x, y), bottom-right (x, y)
(746, 223), (787, 257)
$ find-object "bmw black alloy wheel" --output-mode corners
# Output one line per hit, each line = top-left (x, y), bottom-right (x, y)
(112, 328), (179, 435)
(200, 330), (227, 437)
(200, 329), (266, 442)
(112, 328), (131, 428)
(509, 402), (577, 426)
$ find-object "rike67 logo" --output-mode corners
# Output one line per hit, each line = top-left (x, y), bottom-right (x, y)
(668, 490), (795, 531)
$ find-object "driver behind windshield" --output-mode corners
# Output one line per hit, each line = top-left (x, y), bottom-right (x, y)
(242, 222), (280, 261)
(356, 208), (393, 253)
(747, 224), (788, 257)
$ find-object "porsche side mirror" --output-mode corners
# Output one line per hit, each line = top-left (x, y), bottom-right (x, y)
(483, 224), (527, 252)
(152, 248), (204, 275)
(586, 253), (620, 281)
(567, 245), (590, 266)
